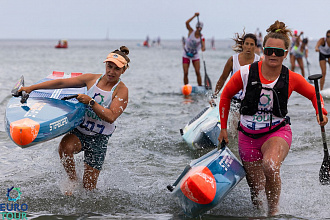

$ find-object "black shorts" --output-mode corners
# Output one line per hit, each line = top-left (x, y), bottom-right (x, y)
(70, 128), (111, 170)
(319, 52), (330, 61)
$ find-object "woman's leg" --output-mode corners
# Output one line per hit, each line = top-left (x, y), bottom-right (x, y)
(319, 60), (327, 90)
(192, 60), (202, 86)
(183, 59), (190, 85)
(261, 136), (289, 216)
(242, 160), (266, 209)
(290, 54), (296, 71)
(83, 163), (101, 190)
(59, 133), (82, 182)
(297, 58), (305, 77)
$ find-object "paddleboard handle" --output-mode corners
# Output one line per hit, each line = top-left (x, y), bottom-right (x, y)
(61, 94), (78, 100)
(218, 140), (227, 150)
(20, 91), (29, 104)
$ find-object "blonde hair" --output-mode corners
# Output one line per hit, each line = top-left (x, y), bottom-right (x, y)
(263, 20), (292, 49)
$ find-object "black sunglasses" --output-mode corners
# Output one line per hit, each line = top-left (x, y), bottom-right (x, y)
(263, 47), (287, 57)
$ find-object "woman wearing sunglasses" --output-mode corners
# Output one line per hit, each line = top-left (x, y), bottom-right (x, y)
(213, 31), (260, 137)
(315, 30), (330, 90)
(218, 21), (328, 216)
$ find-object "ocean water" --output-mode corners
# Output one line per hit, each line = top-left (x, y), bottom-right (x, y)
(0, 39), (329, 220)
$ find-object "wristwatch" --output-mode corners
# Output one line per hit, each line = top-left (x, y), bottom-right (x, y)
(88, 98), (96, 107)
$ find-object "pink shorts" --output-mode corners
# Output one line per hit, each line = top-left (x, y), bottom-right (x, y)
(182, 57), (199, 64)
(238, 124), (292, 162)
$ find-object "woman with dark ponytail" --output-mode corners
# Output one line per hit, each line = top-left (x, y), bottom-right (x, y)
(218, 21), (328, 216)
(19, 46), (130, 194)
(213, 31), (260, 137)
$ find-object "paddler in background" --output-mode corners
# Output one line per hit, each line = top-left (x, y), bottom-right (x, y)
(62, 40), (68, 48)
(289, 30), (303, 70)
(290, 33), (309, 78)
(143, 35), (150, 47)
(212, 32), (260, 138)
(218, 20), (328, 216)
(182, 12), (205, 86)
(19, 46), (130, 195)
(315, 30), (330, 90)
(255, 28), (263, 55)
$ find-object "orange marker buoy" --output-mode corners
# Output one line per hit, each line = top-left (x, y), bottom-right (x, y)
(182, 84), (192, 95)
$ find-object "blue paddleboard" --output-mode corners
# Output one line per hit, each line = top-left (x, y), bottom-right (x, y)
(180, 85), (207, 95)
(321, 88), (330, 99)
(180, 105), (220, 150)
(168, 143), (246, 217)
(5, 71), (86, 148)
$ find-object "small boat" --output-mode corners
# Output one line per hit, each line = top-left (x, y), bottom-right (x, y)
(167, 142), (246, 217)
(180, 104), (220, 150)
(55, 40), (68, 49)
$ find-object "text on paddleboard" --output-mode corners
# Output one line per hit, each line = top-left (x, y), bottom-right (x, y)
(24, 103), (46, 117)
(219, 155), (234, 171)
(49, 117), (68, 131)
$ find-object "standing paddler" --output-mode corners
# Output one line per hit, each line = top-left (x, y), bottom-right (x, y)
(218, 20), (328, 216)
(182, 12), (205, 86)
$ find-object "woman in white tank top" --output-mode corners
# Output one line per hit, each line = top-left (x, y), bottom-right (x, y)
(213, 32), (260, 137)
(315, 30), (330, 90)
(182, 12), (206, 86)
(19, 46), (130, 194)
(214, 32), (261, 97)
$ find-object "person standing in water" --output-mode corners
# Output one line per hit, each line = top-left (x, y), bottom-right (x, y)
(255, 28), (263, 55)
(213, 32), (260, 137)
(218, 21), (328, 216)
(19, 46), (130, 195)
(289, 30), (303, 69)
(315, 30), (330, 90)
(182, 12), (205, 86)
(211, 36), (215, 50)
(290, 34), (309, 78)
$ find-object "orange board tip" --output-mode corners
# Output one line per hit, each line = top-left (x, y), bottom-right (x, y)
(10, 118), (40, 146)
(180, 166), (216, 204)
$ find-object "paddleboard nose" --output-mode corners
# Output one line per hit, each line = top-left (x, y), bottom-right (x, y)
(10, 118), (40, 146)
(180, 166), (216, 204)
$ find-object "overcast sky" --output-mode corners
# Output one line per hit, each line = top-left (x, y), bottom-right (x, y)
(0, 0), (329, 40)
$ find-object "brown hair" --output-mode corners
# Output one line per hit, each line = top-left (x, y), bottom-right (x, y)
(112, 46), (130, 69)
(263, 20), (292, 50)
(232, 29), (257, 53)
